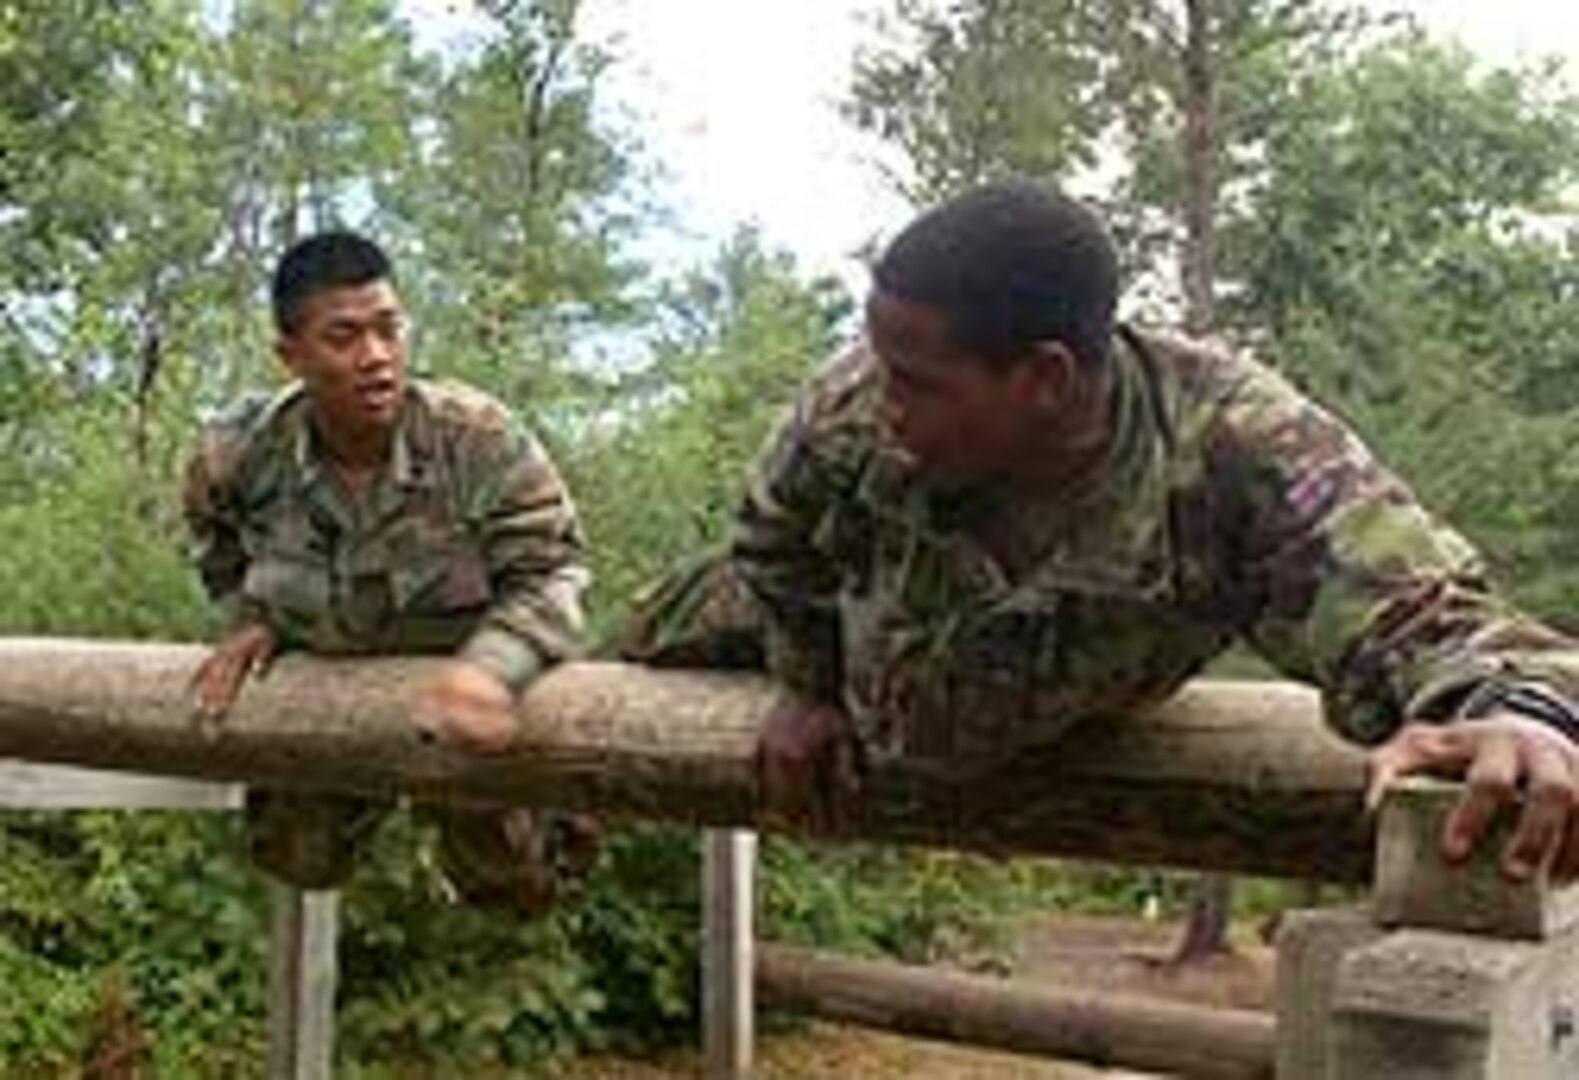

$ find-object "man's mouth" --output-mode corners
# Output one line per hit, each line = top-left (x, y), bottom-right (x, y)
(356, 375), (400, 412)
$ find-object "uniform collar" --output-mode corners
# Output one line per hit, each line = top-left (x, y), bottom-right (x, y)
(1015, 330), (1174, 600)
(287, 382), (437, 493)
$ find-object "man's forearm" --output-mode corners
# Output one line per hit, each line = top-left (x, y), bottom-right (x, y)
(459, 624), (547, 695)
(761, 612), (844, 705)
(461, 566), (587, 695)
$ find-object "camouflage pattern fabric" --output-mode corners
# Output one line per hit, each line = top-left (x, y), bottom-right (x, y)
(245, 790), (601, 913)
(184, 378), (592, 905)
(184, 378), (587, 690)
(622, 326), (1579, 764)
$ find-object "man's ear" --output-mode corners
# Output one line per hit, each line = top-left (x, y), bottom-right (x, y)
(1021, 340), (1080, 408)
(275, 334), (301, 378)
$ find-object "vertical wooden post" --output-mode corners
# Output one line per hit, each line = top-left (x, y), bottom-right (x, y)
(267, 884), (339, 1080)
(703, 829), (757, 1079)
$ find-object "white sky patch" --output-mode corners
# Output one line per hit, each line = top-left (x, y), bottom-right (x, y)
(1382, 0), (1579, 64)
(577, 0), (907, 291)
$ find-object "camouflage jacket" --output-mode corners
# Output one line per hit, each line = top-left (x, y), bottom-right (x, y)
(734, 326), (1579, 761)
(183, 379), (588, 693)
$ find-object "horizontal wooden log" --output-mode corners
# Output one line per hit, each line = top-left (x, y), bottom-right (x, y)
(758, 943), (1274, 1078)
(0, 638), (1372, 881)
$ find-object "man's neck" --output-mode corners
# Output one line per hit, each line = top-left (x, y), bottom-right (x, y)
(1003, 371), (1115, 501)
(310, 412), (394, 474)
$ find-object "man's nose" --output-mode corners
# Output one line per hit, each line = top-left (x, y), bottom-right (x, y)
(356, 329), (395, 368)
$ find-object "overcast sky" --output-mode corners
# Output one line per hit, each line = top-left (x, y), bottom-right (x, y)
(412, 1), (1579, 289)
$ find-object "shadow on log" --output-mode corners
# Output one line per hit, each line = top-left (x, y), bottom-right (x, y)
(0, 638), (1371, 882)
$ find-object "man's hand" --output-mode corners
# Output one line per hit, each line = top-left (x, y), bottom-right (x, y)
(190, 622), (277, 725)
(1368, 715), (1579, 883)
(409, 660), (517, 754)
(756, 695), (861, 834)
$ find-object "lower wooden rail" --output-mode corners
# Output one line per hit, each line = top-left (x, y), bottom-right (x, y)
(758, 942), (1275, 1079)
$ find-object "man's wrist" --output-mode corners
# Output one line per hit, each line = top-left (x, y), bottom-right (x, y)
(459, 627), (545, 696)
(219, 593), (272, 636)
(1458, 680), (1579, 744)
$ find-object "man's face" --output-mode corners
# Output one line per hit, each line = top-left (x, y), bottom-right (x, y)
(866, 289), (1042, 485)
(278, 279), (407, 442)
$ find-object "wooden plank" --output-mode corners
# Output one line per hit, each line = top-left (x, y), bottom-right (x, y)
(0, 760), (240, 810)
(0, 639), (1373, 881)
(703, 829), (757, 1079)
(267, 884), (339, 1080)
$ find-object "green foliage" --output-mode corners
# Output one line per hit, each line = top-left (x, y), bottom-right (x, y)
(390, 0), (643, 409)
(1224, 34), (1579, 619)
(846, 0), (1369, 212)
(845, 0), (1111, 203)
(332, 812), (605, 1070)
(562, 827), (702, 1050)
(0, 404), (210, 639)
(572, 228), (851, 620)
(761, 841), (1078, 975)
(0, 812), (266, 1073)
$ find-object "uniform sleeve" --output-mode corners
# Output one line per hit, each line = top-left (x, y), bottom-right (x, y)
(1217, 364), (1579, 745)
(458, 425), (590, 695)
(730, 394), (848, 703)
(181, 432), (269, 634)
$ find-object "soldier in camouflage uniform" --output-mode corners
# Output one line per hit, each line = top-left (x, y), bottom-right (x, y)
(184, 231), (597, 913)
(621, 180), (1579, 883)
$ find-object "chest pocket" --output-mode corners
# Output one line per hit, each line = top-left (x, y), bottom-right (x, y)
(387, 521), (493, 617)
(242, 525), (333, 626)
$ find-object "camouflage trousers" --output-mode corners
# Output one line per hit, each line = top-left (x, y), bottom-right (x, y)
(246, 791), (601, 919)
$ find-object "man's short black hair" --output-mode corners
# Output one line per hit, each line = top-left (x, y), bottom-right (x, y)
(872, 179), (1119, 370)
(271, 230), (394, 334)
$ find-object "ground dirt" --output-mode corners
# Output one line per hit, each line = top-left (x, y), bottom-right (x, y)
(556, 912), (1277, 1079)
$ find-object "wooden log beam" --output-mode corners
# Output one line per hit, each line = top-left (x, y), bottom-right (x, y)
(0, 638), (1372, 881)
(758, 943), (1274, 1078)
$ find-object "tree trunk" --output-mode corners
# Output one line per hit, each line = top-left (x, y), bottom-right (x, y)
(1174, 0), (1236, 962)
(0, 639), (1373, 881)
(1180, 0), (1217, 336)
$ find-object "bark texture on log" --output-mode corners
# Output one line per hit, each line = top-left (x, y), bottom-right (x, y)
(0, 639), (1372, 881)
(758, 944), (1273, 1078)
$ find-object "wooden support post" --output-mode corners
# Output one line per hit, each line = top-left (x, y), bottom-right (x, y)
(267, 883), (339, 1080)
(703, 829), (756, 1079)
(1278, 779), (1579, 1079)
